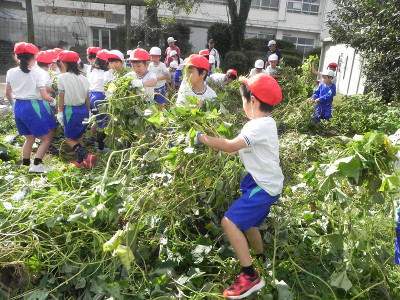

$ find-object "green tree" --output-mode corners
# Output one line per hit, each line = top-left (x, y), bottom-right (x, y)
(226, 0), (252, 51)
(207, 22), (232, 61)
(327, 0), (400, 102)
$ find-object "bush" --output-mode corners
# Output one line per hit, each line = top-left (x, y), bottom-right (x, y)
(281, 54), (302, 68)
(242, 51), (265, 73)
(207, 22), (232, 63)
(222, 51), (249, 75)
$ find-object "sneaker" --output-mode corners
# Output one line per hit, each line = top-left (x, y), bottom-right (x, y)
(83, 153), (97, 169)
(72, 160), (86, 168)
(47, 144), (60, 155)
(29, 163), (50, 173)
(96, 147), (110, 153)
(222, 271), (265, 299)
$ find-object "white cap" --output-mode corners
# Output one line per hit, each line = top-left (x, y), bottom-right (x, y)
(149, 47), (162, 56)
(321, 70), (335, 77)
(126, 50), (132, 56)
(268, 40), (276, 47)
(255, 59), (264, 68)
(268, 54), (279, 61)
(169, 50), (178, 57)
(170, 61), (179, 68)
(209, 55), (215, 64)
(108, 50), (124, 61)
(167, 37), (177, 43)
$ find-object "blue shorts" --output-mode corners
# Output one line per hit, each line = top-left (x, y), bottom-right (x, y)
(89, 91), (109, 129)
(41, 100), (57, 130)
(395, 209), (400, 265)
(225, 173), (280, 232)
(14, 99), (54, 137)
(154, 86), (166, 104)
(63, 105), (89, 139)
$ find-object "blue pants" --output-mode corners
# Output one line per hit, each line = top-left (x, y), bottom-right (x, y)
(63, 105), (89, 139)
(89, 91), (109, 129)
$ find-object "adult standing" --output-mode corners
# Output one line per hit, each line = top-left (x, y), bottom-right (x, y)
(164, 37), (181, 67)
(265, 40), (282, 68)
(207, 39), (220, 68)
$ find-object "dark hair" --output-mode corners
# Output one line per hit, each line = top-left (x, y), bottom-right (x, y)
(130, 60), (147, 65)
(87, 53), (97, 60)
(65, 61), (81, 75)
(239, 83), (273, 112)
(227, 73), (237, 80)
(92, 58), (109, 71)
(17, 53), (34, 73)
(37, 62), (51, 68)
(194, 67), (208, 79)
(109, 58), (122, 63)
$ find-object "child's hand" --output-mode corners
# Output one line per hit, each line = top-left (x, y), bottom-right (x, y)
(315, 98), (320, 102)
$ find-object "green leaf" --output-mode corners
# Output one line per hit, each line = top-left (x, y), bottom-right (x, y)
(75, 277), (86, 289)
(114, 244), (135, 271)
(275, 280), (294, 300)
(330, 271), (352, 291)
(191, 244), (212, 264)
(103, 230), (122, 252)
(335, 155), (361, 179)
(26, 289), (49, 300)
(143, 150), (159, 162)
(379, 175), (400, 191)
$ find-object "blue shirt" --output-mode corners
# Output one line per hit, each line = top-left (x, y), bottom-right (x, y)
(312, 83), (336, 106)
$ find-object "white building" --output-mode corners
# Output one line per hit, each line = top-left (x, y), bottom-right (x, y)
(0, 0), (334, 54)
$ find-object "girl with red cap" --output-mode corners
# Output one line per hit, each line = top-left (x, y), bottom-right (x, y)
(196, 73), (284, 299)
(56, 50), (97, 169)
(6, 42), (57, 173)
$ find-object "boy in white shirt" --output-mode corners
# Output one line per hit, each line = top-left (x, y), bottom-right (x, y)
(196, 73), (284, 299)
(207, 69), (238, 86)
(126, 48), (157, 103)
(148, 47), (169, 110)
(176, 54), (217, 108)
(249, 59), (267, 77)
(265, 54), (283, 80)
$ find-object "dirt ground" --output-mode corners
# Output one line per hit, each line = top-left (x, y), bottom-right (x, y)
(0, 75), (6, 105)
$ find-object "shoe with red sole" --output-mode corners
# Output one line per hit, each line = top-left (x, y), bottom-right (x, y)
(72, 160), (86, 168)
(83, 153), (97, 169)
(222, 270), (265, 299)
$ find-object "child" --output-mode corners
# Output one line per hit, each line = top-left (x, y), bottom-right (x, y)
(196, 73), (284, 299)
(6, 42), (57, 173)
(87, 49), (109, 152)
(311, 69), (336, 123)
(265, 54), (283, 80)
(170, 50), (184, 89)
(175, 54), (217, 108)
(312, 62), (338, 84)
(148, 47), (169, 111)
(35, 51), (59, 155)
(207, 69), (237, 86)
(85, 47), (102, 74)
(106, 50), (129, 81)
(164, 37), (180, 67)
(56, 50), (97, 169)
(167, 60), (178, 92)
(249, 59), (267, 77)
(126, 48), (157, 103)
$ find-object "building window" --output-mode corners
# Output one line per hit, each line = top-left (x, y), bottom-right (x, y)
(245, 33), (275, 40)
(287, 0), (319, 15)
(282, 36), (314, 54)
(92, 28), (118, 49)
(251, 0), (279, 11)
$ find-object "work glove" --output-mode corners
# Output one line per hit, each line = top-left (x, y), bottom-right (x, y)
(49, 98), (57, 107)
(57, 111), (64, 126)
(131, 79), (144, 88)
(194, 131), (202, 145)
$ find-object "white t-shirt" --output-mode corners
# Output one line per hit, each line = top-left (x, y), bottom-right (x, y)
(209, 48), (220, 68)
(176, 83), (217, 105)
(238, 116), (284, 196)
(87, 68), (105, 92)
(266, 66), (279, 75)
(104, 69), (115, 84)
(207, 73), (226, 84)
(249, 68), (267, 78)
(58, 72), (90, 106)
(6, 67), (45, 100)
(34, 67), (52, 101)
(148, 61), (169, 88)
(125, 70), (157, 101)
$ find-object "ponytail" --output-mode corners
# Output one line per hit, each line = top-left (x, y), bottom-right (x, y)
(17, 53), (34, 73)
(65, 61), (81, 76)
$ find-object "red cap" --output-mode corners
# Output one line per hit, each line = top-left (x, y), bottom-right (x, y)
(35, 51), (53, 64)
(14, 42), (39, 55)
(241, 73), (282, 105)
(328, 62), (338, 68)
(96, 50), (109, 61)
(87, 47), (102, 55)
(57, 50), (80, 63)
(199, 49), (210, 56)
(53, 48), (63, 54)
(129, 48), (150, 61)
(227, 69), (238, 77)
(47, 49), (58, 62)
(181, 54), (210, 71)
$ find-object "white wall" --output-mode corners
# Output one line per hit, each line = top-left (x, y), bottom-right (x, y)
(189, 27), (208, 54)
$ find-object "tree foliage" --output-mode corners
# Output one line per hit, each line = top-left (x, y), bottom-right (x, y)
(207, 22), (232, 62)
(226, 0), (252, 51)
(327, 0), (400, 102)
